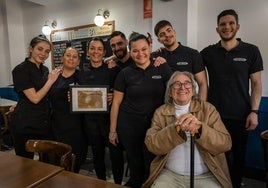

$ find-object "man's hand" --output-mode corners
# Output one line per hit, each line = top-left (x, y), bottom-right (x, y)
(245, 112), (258, 131)
(153, 56), (166, 67)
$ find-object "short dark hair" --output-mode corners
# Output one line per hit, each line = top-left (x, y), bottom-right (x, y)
(109, 31), (127, 41)
(154, 20), (173, 37)
(217, 9), (239, 25)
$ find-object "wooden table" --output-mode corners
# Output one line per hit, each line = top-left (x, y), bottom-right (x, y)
(35, 170), (129, 188)
(0, 151), (63, 188)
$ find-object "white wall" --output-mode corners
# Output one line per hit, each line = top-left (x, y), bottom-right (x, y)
(0, 0), (267, 96)
(196, 0), (268, 96)
(152, 0), (188, 51)
(21, 0), (152, 71)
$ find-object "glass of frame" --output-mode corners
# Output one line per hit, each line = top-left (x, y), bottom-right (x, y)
(70, 85), (109, 113)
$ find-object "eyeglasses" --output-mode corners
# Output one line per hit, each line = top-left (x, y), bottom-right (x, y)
(171, 81), (192, 89)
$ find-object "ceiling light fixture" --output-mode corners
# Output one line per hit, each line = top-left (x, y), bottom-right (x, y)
(94, 9), (110, 27)
(42, 20), (57, 35)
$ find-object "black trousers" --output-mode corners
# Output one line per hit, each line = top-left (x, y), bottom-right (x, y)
(222, 119), (248, 188)
(109, 140), (125, 184)
(88, 134), (125, 184)
(117, 111), (155, 188)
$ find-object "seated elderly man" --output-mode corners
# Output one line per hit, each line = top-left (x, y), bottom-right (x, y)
(143, 71), (232, 188)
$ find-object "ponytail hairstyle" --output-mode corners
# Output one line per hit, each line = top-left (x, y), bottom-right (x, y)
(128, 34), (150, 51)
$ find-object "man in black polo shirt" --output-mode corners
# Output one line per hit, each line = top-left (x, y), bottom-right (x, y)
(107, 31), (132, 186)
(153, 20), (208, 101)
(108, 31), (134, 69)
(201, 9), (263, 188)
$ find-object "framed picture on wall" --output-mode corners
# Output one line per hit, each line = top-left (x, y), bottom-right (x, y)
(70, 85), (109, 113)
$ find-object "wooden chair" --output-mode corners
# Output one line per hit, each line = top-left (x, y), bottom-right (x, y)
(25, 139), (76, 172)
(261, 130), (268, 188)
(0, 111), (10, 151)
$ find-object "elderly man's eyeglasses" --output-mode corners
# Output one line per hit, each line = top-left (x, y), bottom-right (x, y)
(171, 81), (192, 89)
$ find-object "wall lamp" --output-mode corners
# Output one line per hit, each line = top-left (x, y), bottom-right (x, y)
(42, 20), (57, 35)
(94, 9), (110, 27)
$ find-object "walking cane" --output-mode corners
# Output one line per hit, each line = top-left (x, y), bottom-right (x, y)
(190, 134), (195, 188)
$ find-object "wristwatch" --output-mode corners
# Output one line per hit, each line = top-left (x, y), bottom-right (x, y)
(250, 110), (259, 115)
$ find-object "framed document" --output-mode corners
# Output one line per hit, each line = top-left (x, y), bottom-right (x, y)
(70, 85), (109, 113)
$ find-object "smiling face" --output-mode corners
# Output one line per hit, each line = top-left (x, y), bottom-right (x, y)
(170, 74), (194, 105)
(157, 25), (177, 49)
(61, 47), (80, 69)
(87, 39), (106, 65)
(216, 14), (240, 42)
(130, 38), (151, 69)
(29, 41), (51, 64)
(110, 35), (128, 59)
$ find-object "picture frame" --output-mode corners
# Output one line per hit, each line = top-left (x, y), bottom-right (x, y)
(70, 85), (109, 113)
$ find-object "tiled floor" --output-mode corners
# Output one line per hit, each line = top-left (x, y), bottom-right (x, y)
(2, 146), (266, 187)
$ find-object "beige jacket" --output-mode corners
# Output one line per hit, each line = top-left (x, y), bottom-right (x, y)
(142, 99), (232, 188)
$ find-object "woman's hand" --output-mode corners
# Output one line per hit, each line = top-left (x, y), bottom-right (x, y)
(109, 132), (119, 146)
(9, 104), (17, 112)
(107, 93), (114, 105)
(48, 67), (62, 83)
(176, 113), (201, 136)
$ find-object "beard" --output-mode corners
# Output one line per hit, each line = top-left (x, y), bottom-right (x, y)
(219, 30), (237, 42)
(114, 48), (128, 59)
(164, 40), (176, 49)
(163, 36), (177, 49)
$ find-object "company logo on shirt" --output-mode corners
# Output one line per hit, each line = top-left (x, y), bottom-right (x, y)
(176, 62), (188, 66)
(152, 75), (162, 79)
(233, 58), (247, 62)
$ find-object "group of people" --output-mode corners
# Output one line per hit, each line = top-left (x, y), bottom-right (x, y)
(9, 8), (263, 188)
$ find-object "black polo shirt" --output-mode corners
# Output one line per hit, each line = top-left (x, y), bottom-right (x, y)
(81, 62), (120, 135)
(114, 62), (172, 116)
(11, 58), (50, 134)
(152, 42), (205, 74)
(116, 57), (134, 70)
(12, 58), (49, 109)
(201, 39), (263, 120)
(81, 62), (120, 90)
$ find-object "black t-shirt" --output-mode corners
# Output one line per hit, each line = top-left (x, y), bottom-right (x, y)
(152, 42), (205, 74)
(114, 61), (172, 116)
(201, 39), (263, 120)
(50, 69), (82, 112)
(49, 70), (83, 133)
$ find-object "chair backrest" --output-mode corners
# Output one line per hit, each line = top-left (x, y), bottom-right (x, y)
(25, 139), (76, 172)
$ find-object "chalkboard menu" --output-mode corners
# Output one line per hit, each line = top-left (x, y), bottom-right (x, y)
(50, 21), (115, 69)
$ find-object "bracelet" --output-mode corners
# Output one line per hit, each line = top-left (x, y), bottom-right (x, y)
(250, 110), (259, 115)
